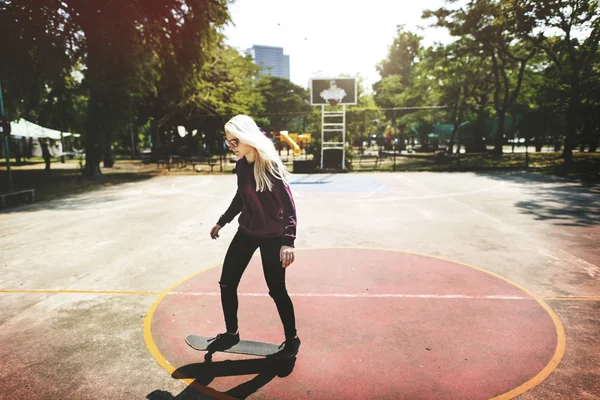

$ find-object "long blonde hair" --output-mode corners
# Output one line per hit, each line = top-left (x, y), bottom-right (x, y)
(225, 114), (291, 192)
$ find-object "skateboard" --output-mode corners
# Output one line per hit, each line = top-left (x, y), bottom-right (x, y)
(185, 335), (281, 357)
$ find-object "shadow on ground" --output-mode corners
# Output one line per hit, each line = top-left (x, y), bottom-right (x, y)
(478, 171), (600, 227)
(0, 169), (155, 213)
(147, 358), (296, 400)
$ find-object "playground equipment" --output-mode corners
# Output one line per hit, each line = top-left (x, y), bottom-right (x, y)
(298, 133), (312, 147)
(279, 131), (302, 156)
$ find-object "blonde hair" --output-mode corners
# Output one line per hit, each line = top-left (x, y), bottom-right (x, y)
(225, 114), (291, 192)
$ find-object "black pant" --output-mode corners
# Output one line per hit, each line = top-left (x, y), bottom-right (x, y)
(219, 230), (297, 340)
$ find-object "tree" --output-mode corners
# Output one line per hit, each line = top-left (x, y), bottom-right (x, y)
(508, 0), (600, 162)
(175, 44), (264, 157)
(513, 49), (565, 152)
(373, 27), (424, 150)
(415, 38), (495, 153)
(254, 76), (311, 133)
(580, 46), (600, 151)
(0, 0), (82, 126)
(425, 0), (537, 155)
(347, 77), (381, 149)
(373, 27), (422, 109)
(60, 0), (230, 175)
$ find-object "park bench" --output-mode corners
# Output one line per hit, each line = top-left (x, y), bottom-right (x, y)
(356, 155), (379, 170)
(0, 189), (35, 208)
(156, 155), (185, 171)
(188, 155), (222, 172)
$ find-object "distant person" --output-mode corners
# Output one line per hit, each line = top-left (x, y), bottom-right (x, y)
(13, 138), (22, 165)
(40, 139), (51, 172)
(208, 114), (300, 359)
(21, 137), (30, 160)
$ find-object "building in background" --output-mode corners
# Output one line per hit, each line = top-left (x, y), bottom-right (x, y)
(246, 45), (290, 80)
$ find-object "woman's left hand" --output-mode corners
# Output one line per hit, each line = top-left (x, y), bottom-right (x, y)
(280, 246), (295, 268)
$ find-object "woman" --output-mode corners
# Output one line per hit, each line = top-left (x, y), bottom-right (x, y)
(209, 114), (300, 358)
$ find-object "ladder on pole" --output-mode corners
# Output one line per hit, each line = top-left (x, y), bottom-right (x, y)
(320, 104), (346, 170)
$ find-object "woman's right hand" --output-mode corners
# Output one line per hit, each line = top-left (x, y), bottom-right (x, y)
(210, 224), (222, 240)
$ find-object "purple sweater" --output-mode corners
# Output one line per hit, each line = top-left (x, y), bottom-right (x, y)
(217, 157), (297, 247)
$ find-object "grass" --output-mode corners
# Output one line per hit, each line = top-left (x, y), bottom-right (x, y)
(350, 151), (600, 182)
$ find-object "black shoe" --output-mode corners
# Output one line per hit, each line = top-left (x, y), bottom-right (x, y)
(268, 337), (301, 359)
(206, 332), (240, 351)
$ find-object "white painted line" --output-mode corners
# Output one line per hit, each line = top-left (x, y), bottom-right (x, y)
(167, 292), (531, 299)
(393, 175), (506, 200)
(366, 184), (388, 198)
(293, 177), (505, 202)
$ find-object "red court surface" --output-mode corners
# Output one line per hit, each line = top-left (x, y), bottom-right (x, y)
(145, 248), (563, 400)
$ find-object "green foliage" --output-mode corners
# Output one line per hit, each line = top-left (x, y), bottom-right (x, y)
(0, 0), (83, 127)
(347, 77), (382, 147)
(425, 0), (538, 154)
(254, 76), (311, 132)
(373, 27), (422, 111)
(3, 0), (599, 181)
(506, 0), (600, 159)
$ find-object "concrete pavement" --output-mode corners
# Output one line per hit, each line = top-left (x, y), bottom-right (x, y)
(0, 171), (598, 399)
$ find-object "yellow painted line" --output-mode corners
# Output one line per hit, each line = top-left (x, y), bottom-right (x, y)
(542, 297), (600, 301)
(143, 247), (566, 400)
(143, 263), (237, 400)
(490, 296), (565, 399)
(0, 289), (160, 295)
(308, 247), (566, 400)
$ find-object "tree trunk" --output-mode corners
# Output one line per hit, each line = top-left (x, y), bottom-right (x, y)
(103, 134), (114, 168)
(467, 110), (487, 153)
(494, 108), (506, 155)
(589, 128), (598, 152)
(563, 108), (577, 163)
(580, 113), (592, 152)
(129, 100), (136, 158)
(535, 136), (542, 152)
(83, 140), (102, 177)
(80, 18), (104, 177)
(553, 130), (562, 152)
(150, 119), (163, 162)
(420, 132), (429, 152)
(83, 120), (103, 176)
(562, 74), (581, 164)
(535, 108), (548, 152)
(446, 101), (460, 155)
(83, 75), (103, 177)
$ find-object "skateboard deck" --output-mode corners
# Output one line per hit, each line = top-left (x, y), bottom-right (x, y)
(185, 335), (281, 357)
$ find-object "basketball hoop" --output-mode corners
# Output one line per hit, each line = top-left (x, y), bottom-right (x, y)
(310, 77), (358, 171)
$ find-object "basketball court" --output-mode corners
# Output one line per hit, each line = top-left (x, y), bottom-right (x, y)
(0, 171), (599, 399)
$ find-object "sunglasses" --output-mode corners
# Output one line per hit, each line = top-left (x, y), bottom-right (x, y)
(224, 138), (240, 149)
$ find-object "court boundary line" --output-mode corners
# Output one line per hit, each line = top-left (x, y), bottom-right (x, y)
(2, 289), (598, 302)
(142, 247), (566, 400)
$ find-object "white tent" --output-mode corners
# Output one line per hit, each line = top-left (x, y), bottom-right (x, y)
(9, 119), (81, 140)
(7, 119), (82, 158)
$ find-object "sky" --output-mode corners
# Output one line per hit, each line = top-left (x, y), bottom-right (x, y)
(221, 0), (455, 91)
